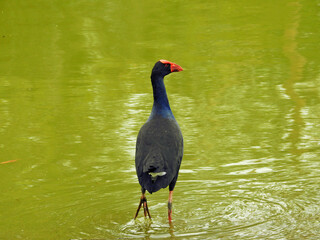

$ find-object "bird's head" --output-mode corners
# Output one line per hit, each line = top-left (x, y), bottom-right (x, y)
(151, 60), (183, 77)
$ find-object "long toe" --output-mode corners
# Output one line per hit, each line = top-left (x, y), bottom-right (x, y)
(143, 200), (151, 219)
(134, 198), (143, 219)
(146, 201), (151, 219)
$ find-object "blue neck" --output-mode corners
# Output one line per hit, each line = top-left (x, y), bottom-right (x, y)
(149, 75), (174, 119)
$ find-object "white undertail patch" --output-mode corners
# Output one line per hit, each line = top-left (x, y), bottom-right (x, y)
(149, 172), (167, 177)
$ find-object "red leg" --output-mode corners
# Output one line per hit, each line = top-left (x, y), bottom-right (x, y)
(168, 190), (173, 222)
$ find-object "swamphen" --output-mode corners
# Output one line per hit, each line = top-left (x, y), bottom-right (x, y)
(134, 60), (184, 222)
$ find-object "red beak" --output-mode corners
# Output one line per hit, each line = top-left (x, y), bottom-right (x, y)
(160, 59), (183, 72)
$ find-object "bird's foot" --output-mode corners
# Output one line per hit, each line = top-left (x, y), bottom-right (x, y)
(134, 196), (151, 219)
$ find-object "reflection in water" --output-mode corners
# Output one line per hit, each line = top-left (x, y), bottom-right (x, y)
(121, 219), (175, 239)
(121, 93), (150, 159)
(282, 1), (306, 157)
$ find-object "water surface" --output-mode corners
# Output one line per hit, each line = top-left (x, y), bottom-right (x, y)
(1, 0), (320, 239)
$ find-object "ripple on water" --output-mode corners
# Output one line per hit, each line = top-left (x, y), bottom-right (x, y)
(113, 170), (320, 239)
(116, 192), (287, 239)
(61, 154), (320, 239)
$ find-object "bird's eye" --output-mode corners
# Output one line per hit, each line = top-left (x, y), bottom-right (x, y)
(165, 64), (169, 68)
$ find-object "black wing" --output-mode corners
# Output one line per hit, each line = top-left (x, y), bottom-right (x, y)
(135, 117), (183, 193)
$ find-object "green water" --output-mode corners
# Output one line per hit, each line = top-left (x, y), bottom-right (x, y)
(1, 0), (320, 239)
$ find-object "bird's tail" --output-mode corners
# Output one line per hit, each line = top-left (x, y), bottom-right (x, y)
(149, 171), (167, 182)
(143, 151), (166, 182)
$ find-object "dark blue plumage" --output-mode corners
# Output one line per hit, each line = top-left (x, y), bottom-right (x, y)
(134, 60), (184, 221)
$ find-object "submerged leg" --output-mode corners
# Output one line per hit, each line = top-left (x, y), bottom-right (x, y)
(134, 188), (151, 219)
(168, 190), (173, 222)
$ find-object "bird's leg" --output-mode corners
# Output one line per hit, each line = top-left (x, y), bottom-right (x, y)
(143, 196), (151, 219)
(134, 189), (151, 219)
(168, 190), (173, 222)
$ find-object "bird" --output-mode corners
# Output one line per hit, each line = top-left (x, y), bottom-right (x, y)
(134, 59), (184, 222)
